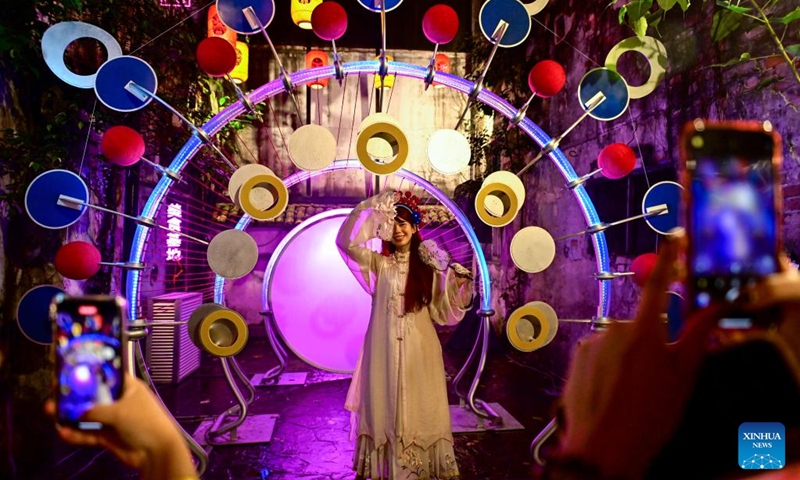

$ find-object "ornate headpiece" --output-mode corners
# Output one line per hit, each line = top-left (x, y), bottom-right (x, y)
(394, 190), (423, 225)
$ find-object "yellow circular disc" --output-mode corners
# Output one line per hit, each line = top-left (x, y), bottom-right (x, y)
(506, 303), (557, 352)
(528, 300), (559, 344)
(239, 173), (288, 221)
(604, 36), (667, 100)
(483, 170), (526, 211)
(198, 308), (249, 357)
(475, 182), (519, 227)
(355, 113), (409, 175)
(228, 164), (274, 207)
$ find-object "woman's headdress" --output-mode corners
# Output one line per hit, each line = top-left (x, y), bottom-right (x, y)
(394, 190), (423, 225)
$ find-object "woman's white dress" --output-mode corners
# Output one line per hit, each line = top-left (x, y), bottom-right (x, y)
(336, 195), (473, 480)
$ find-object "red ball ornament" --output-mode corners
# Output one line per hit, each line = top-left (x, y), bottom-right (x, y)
(311, 2), (348, 42)
(598, 143), (636, 180)
(101, 126), (145, 167)
(422, 5), (459, 45)
(55, 241), (102, 280)
(631, 253), (658, 286)
(196, 37), (237, 77)
(528, 60), (566, 98)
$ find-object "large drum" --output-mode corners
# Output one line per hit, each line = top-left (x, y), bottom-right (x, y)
(264, 209), (372, 373)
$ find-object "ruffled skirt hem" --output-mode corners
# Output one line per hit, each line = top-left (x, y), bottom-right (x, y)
(352, 434), (460, 480)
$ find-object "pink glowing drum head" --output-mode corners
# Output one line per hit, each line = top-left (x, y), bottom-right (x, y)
(265, 209), (371, 373)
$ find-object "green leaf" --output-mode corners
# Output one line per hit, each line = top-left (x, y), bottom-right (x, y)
(717, 1), (751, 14)
(633, 15), (648, 37)
(776, 7), (800, 25)
(754, 76), (779, 92)
(626, 0), (654, 22)
(785, 44), (800, 58)
(619, 5), (628, 24)
(676, 0), (690, 10)
(657, 0), (677, 10)
(711, 9), (743, 42)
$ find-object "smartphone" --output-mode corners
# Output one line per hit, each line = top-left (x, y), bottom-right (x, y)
(51, 295), (126, 429)
(680, 119), (783, 328)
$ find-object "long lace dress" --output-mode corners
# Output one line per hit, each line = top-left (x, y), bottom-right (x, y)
(336, 194), (473, 480)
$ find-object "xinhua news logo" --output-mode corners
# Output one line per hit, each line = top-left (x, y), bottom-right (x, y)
(739, 422), (785, 470)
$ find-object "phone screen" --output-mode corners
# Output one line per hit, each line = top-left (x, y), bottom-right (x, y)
(52, 295), (125, 429)
(684, 124), (780, 326)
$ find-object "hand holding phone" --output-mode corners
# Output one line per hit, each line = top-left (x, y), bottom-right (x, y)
(51, 295), (127, 430)
(680, 119), (783, 328)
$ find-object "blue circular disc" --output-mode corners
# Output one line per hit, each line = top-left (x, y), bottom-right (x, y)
(356, 0), (403, 13)
(216, 0), (275, 34)
(578, 67), (630, 121)
(642, 181), (683, 235)
(479, 0), (531, 48)
(94, 56), (157, 112)
(25, 169), (89, 229)
(16, 285), (65, 345)
(666, 290), (685, 343)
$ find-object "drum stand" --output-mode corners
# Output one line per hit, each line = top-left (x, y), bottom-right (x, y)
(449, 309), (524, 433)
(191, 355), (278, 446)
(248, 310), (308, 387)
(126, 321), (209, 476)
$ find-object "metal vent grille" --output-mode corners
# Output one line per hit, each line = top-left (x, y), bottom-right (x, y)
(146, 292), (202, 384)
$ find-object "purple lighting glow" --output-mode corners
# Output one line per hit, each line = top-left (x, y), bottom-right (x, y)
(266, 209), (371, 373)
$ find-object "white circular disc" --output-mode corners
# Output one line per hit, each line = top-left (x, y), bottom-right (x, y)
(207, 229), (259, 279)
(484, 194), (506, 217)
(427, 129), (471, 175)
(287, 124), (337, 171)
(510, 226), (556, 273)
(228, 164), (273, 207)
(245, 186), (275, 211)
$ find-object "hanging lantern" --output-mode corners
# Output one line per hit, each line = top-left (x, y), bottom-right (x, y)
(305, 50), (329, 89)
(374, 54), (395, 89)
(231, 41), (249, 84)
(292, 0), (323, 30)
(207, 4), (237, 46)
(433, 52), (451, 89)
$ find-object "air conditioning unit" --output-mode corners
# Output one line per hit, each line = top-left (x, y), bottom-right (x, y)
(146, 292), (203, 384)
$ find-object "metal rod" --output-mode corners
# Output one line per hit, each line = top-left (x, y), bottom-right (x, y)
(454, 20), (508, 130)
(124, 82), (238, 171)
(243, 6), (304, 123)
(516, 91), (606, 176)
(424, 43), (440, 90)
(206, 357), (249, 442)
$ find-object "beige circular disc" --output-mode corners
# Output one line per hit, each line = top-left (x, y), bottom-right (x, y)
(207, 229), (259, 279)
(510, 226), (556, 273)
(240, 173), (289, 221)
(484, 194), (506, 217)
(236, 185), (275, 211)
(483, 170), (526, 211)
(528, 300), (559, 345)
(427, 129), (471, 175)
(287, 124), (337, 171)
(228, 164), (274, 206)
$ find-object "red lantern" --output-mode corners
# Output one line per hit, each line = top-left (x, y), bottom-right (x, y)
(55, 241), (102, 280)
(101, 126), (145, 166)
(598, 143), (636, 180)
(305, 50), (329, 89)
(208, 4), (237, 46)
(433, 52), (450, 89)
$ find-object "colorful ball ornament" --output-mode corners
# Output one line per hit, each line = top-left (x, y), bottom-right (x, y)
(598, 143), (636, 180)
(631, 252), (658, 286)
(55, 241), (102, 280)
(422, 5), (459, 45)
(528, 60), (566, 98)
(100, 126), (145, 167)
(196, 36), (238, 77)
(311, 1), (348, 41)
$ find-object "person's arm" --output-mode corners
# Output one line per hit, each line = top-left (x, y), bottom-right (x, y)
(428, 263), (474, 326)
(546, 232), (721, 480)
(336, 191), (395, 293)
(45, 373), (196, 480)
